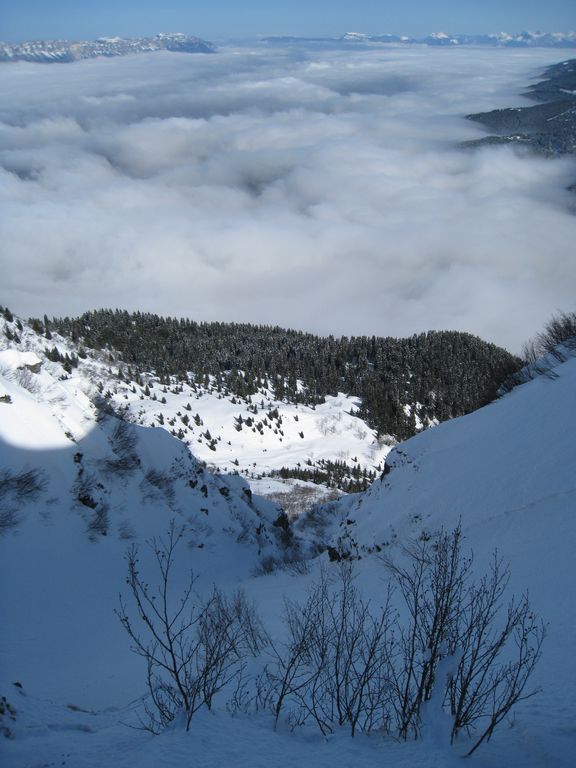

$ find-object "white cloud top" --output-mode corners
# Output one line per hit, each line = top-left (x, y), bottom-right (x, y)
(1, 44), (575, 350)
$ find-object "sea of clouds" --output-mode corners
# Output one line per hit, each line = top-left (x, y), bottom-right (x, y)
(1, 42), (575, 350)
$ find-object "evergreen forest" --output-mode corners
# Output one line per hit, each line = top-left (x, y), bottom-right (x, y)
(48, 310), (521, 440)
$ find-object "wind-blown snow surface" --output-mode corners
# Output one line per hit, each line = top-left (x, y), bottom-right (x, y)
(1, 315), (575, 766)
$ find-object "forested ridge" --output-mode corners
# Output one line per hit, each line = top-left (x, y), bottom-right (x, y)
(49, 309), (521, 440)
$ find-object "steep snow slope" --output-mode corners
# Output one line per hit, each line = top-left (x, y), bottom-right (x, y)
(300, 345), (576, 764)
(315, 346), (576, 561)
(0, 316), (301, 709)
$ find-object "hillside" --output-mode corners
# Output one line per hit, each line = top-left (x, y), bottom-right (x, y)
(294, 340), (576, 764)
(49, 309), (521, 441)
(1, 310), (574, 767)
(2, 311), (394, 497)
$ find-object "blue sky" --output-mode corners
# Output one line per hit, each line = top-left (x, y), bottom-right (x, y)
(0, 0), (574, 42)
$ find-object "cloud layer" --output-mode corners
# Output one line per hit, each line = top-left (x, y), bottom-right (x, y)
(1, 43), (575, 351)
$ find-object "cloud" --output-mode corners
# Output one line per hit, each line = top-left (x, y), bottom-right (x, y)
(1, 44), (575, 351)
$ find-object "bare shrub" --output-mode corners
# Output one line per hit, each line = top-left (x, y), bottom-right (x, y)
(117, 522), (266, 732)
(499, 310), (576, 394)
(117, 519), (136, 540)
(119, 522), (543, 754)
(267, 527), (544, 752)
(385, 526), (545, 753)
(528, 310), (576, 359)
(143, 469), (175, 506)
(74, 471), (100, 510)
(0, 695), (17, 739)
(447, 557), (545, 755)
(265, 564), (396, 736)
(14, 367), (40, 395)
(265, 484), (341, 519)
(105, 419), (140, 473)
(87, 504), (109, 538)
(0, 467), (47, 531)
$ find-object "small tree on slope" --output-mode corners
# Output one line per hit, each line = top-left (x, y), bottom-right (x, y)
(116, 522), (265, 732)
(385, 526), (545, 754)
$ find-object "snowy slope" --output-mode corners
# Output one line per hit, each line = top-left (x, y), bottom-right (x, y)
(297, 344), (576, 765)
(1, 314), (392, 499)
(108, 380), (389, 489)
(0, 313), (304, 710)
(314, 348), (576, 556)
(1, 311), (575, 768)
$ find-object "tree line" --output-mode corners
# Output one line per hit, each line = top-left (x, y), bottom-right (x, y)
(45, 309), (520, 440)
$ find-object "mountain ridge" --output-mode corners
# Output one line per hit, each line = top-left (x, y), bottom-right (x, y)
(48, 308), (521, 443)
(2, 31), (575, 66)
(0, 32), (216, 64)
(263, 30), (576, 48)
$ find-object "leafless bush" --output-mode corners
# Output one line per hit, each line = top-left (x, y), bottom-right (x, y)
(0, 694), (17, 739)
(13, 367), (40, 394)
(0, 467), (47, 531)
(266, 484), (341, 519)
(142, 469), (175, 505)
(105, 419), (140, 473)
(499, 311), (576, 394)
(117, 522), (267, 732)
(87, 504), (109, 538)
(0, 508), (19, 531)
(385, 526), (545, 754)
(447, 556), (544, 755)
(524, 310), (576, 361)
(0, 467), (47, 503)
(74, 471), (100, 510)
(117, 519), (136, 540)
(266, 527), (543, 753)
(265, 565), (396, 736)
(118, 522), (544, 754)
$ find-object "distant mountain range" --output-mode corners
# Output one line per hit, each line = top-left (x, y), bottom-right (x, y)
(0, 33), (216, 63)
(264, 30), (576, 48)
(1, 30), (575, 65)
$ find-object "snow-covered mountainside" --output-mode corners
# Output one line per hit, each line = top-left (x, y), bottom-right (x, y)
(1, 313), (392, 502)
(308, 343), (576, 558)
(0, 314), (313, 560)
(109, 381), (389, 492)
(0, 33), (216, 63)
(295, 342), (576, 764)
(0, 310), (313, 702)
(1, 307), (575, 767)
